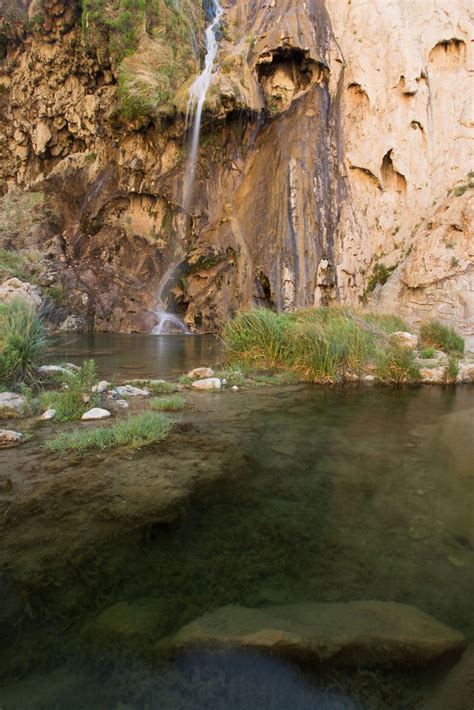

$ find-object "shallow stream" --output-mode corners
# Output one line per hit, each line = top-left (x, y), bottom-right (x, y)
(1, 336), (473, 709)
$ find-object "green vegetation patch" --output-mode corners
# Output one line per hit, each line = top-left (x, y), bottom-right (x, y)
(223, 307), (419, 385)
(39, 360), (99, 422)
(45, 411), (173, 454)
(149, 394), (185, 411)
(81, 0), (203, 118)
(0, 300), (46, 386)
(148, 380), (180, 395)
(420, 319), (464, 355)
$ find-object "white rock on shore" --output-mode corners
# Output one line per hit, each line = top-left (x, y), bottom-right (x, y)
(191, 378), (222, 391)
(81, 408), (111, 421)
(188, 367), (215, 379)
(39, 408), (56, 421)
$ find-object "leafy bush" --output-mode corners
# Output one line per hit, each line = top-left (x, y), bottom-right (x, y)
(0, 300), (46, 385)
(149, 394), (185, 411)
(420, 320), (464, 354)
(45, 411), (173, 453)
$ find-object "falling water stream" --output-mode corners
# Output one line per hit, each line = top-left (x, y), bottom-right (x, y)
(152, 0), (222, 334)
(183, 0), (223, 210)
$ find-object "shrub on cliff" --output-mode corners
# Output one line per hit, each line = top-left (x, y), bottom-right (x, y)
(0, 299), (46, 386)
(420, 319), (464, 355)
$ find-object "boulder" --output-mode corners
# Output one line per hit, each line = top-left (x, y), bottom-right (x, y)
(81, 408), (111, 421)
(164, 602), (465, 668)
(0, 392), (26, 418)
(191, 378), (222, 391)
(0, 430), (24, 448)
(38, 365), (71, 377)
(39, 408), (56, 421)
(457, 362), (474, 384)
(0, 277), (42, 309)
(114, 385), (150, 397)
(420, 367), (445, 384)
(389, 331), (418, 350)
(188, 367), (215, 379)
(92, 380), (110, 393)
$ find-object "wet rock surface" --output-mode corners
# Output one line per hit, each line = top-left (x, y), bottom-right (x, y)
(165, 601), (466, 667)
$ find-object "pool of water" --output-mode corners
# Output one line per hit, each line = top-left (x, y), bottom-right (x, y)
(0, 338), (473, 709)
(45, 333), (222, 379)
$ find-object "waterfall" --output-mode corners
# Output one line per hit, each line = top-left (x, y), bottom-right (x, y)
(152, 1), (222, 334)
(152, 261), (190, 334)
(183, 0), (223, 210)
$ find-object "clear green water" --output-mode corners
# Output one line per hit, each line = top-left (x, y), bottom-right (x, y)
(0, 338), (473, 709)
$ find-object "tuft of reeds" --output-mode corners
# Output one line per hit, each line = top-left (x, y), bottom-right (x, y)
(420, 319), (464, 354)
(223, 306), (420, 384)
(0, 299), (46, 385)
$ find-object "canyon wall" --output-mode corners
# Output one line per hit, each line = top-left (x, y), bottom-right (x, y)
(0, 0), (472, 341)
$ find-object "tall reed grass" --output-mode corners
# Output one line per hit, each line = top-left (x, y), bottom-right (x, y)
(223, 307), (420, 384)
(0, 299), (46, 385)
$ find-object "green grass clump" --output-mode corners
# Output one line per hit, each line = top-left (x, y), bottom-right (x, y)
(148, 380), (180, 395)
(45, 411), (172, 454)
(0, 300), (46, 386)
(39, 360), (99, 422)
(420, 319), (464, 354)
(149, 394), (185, 411)
(223, 307), (419, 385)
(375, 344), (420, 384)
(445, 356), (460, 383)
(420, 347), (436, 359)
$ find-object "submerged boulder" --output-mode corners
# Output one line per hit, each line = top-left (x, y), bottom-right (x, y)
(114, 385), (150, 397)
(164, 602), (465, 668)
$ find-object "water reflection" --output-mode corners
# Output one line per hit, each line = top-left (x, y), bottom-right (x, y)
(45, 333), (223, 379)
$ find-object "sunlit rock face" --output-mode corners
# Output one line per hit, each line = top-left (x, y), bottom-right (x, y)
(0, 0), (471, 335)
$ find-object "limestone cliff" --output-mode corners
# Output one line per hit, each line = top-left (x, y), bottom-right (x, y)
(0, 0), (472, 341)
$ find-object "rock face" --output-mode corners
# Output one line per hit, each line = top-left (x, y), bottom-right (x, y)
(165, 602), (466, 667)
(0, 1), (471, 336)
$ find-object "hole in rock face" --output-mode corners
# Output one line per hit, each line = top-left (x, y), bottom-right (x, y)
(255, 271), (275, 309)
(381, 150), (407, 194)
(429, 38), (466, 67)
(256, 47), (326, 112)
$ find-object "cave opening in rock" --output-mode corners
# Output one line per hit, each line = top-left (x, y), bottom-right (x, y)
(255, 271), (275, 309)
(256, 47), (323, 112)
